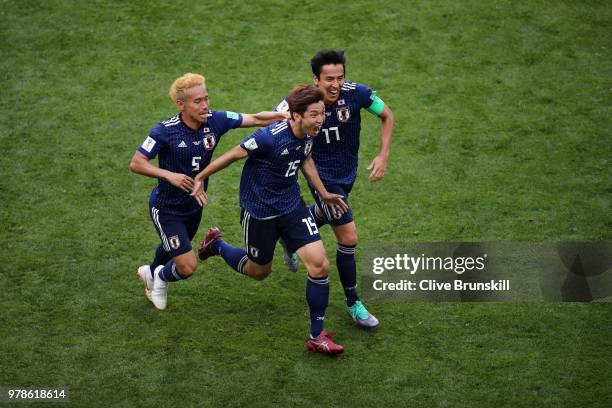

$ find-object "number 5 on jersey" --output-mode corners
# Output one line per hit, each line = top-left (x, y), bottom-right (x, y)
(302, 217), (319, 235)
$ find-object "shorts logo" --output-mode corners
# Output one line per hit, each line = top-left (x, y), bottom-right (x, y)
(337, 107), (350, 123)
(203, 133), (216, 150)
(249, 246), (259, 258)
(169, 235), (181, 250)
(304, 140), (313, 156)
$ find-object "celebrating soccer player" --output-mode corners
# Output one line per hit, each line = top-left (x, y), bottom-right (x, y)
(191, 84), (349, 355)
(276, 50), (395, 329)
(130, 73), (287, 310)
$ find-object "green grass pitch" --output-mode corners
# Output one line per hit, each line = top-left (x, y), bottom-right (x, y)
(1, 0), (610, 406)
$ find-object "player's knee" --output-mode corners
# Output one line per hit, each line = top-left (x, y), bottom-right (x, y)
(339, 231), (358, 247)
(176, 260), (197, 278)
(248, 263), (272, 281)
(308, 257), (329, 278)
(252, 269), (271, 281)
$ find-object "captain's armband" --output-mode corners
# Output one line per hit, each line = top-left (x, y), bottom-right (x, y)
(366, 92), (385, 116)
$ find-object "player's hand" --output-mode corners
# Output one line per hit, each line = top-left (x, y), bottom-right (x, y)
(320, 192), (349, 219)
(367, 154), (388, 182)
(166, 172), (195, 193)
(280, 111), (290, 120)
(190, 179), (208, 207)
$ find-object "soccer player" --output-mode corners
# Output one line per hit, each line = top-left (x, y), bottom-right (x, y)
(130, 73), (287, 310)
(276, 50), (395, 329)
(191, 84), (349, 355)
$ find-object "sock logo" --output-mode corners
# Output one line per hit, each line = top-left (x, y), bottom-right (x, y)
(249, 246), (259, 258)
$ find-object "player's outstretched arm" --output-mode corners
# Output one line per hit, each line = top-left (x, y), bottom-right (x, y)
(191, 145), (248, 207)
(367, 104), (394, 182)
(301, 155), (349, 217)
(129, 151), (194, 193)
(240, 111), (289, 128)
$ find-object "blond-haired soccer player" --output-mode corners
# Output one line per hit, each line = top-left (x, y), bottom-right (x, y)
(130, 73), (287, 310)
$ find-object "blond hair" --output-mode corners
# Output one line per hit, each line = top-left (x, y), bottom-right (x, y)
(169, 73), (206, 102)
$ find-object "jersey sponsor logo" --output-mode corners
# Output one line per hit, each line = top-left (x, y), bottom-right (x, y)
(275, 100), (289, 112)
(304, 140), (313, 156)
(169, 235), (181, 250)
(244, 138), (258, 150)
(141, 136), (156, 152)
(249, 246), (259, 258)
(337, 107), (350, 123)
(281, 148), (289, 155)
(203, 133), (216, 150)
(178, 141), (188, 148)
(226, 111), (239, 120)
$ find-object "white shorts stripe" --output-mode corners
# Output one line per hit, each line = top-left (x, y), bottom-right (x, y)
(151, 207), (171, 251)
(242, 211), (251, 249)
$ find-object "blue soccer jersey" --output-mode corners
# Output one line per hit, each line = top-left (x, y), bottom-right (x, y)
(239, 121), (314, 219)
(138, 110), (243, 215)
(275, 81), (375, 185)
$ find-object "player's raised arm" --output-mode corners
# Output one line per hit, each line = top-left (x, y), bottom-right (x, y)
(190, 145), (248, 206)
(240, 111), (289, 128)
(301, 154), (349, 217)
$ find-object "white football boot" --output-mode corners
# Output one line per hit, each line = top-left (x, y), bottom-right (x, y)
(136, 265), (153, 302)
(150, 265), (168, 310)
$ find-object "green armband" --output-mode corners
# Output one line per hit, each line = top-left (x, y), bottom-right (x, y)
(366, 93), (385, 116)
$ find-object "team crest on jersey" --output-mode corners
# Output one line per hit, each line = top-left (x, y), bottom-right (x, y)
(304, 140), (313, 156)
(249, 246), (259, 258)
(203, 133), (216, 150)
(169, 235), (181, 250)
(337, 107), (350, 122)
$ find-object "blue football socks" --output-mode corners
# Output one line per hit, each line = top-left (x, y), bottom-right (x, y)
(306, 274), (330, 338)
(337, 244), (358, 306)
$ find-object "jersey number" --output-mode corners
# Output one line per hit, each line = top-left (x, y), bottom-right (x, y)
(192, 156), (202, 171)
(285, 160), (300, 177)
(302, 217), (319, 235)
(322, 127), (340, 144)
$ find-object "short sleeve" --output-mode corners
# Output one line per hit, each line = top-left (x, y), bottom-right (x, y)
(240, 128), (273, 159)
(137, 124), (165, 159)
(355, 83), (375, 110)
(213, 110), (244, 134)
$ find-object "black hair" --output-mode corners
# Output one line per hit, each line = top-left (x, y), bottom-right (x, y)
(310, 49), (346, 78)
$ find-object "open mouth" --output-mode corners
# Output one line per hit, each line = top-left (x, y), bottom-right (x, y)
(328, 89), (339, 99)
